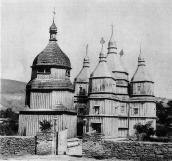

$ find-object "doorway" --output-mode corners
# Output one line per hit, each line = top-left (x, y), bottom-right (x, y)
(91, 123), (101, 133)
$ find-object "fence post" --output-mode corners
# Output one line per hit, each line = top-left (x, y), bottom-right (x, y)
(35, 135), (37, 154)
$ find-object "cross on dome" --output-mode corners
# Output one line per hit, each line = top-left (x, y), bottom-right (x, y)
(53, 8), (56, 21)
(86, 44), (88, 56)
(100, 37), (105, 46)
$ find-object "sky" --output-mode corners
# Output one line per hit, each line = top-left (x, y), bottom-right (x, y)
(1, 0), (172, 98)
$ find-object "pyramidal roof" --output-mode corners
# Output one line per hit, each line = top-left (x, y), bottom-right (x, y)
(91, 38), (112, 78)
(75, 45), (90, 83)
(131, 49), (153, 83)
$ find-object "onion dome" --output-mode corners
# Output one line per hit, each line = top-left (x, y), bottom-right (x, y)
(32, 20), (71, 69)
(131, 50), (153, 83)
(75, 44), (90, 83)
(91, 38), (112, 78)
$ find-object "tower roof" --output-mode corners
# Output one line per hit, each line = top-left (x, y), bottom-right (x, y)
(108, 25), (117, 50)
(91, 38), (112, 78)
(106, 26), (127, 74)
(49, 20), (57, 32)
(75, 44), (90, 83)
(131, 48), (153, 83)
(32, 20), (71, 69)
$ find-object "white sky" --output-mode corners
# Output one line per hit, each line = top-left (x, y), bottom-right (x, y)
(1, 0), (172, 98)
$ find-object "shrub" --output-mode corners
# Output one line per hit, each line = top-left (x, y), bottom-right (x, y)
(39, 120), (52, 132)
(134, 121), (155, 141)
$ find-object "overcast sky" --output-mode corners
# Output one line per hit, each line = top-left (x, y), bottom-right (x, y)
(1, 0), (172, 98)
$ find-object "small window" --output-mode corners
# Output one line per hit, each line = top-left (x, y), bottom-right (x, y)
(78, 108), (84, 114)
(66, 70), (70, 76)
(121, 106), (125, 113)
(94, 106), (100, 114)
(79, 86), (86, 95)
(134, 108), (138, 115)
(37, 68), (44, 73)
(45, 68), (50, 73)
(37, 68), (50, 74)
(138, 85), (141, 91)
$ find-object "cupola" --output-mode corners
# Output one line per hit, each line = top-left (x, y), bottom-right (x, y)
(106, 26), (129, 96)
(130, 48), (154, 97)
(74, 45), (90, 96)
(89, 38), (116, 94)
(75, 44), (90, 83)
(106, 25), (127, 75)
(27, 18), (73, 91)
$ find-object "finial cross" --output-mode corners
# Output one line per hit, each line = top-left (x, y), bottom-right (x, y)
(86, 44), (88, 56)
(53, 8), (56, 16)
(100, 37), (105, 46)
(111, 24), (114, 35)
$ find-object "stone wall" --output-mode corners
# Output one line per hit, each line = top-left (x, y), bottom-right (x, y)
(82, 133), (172, 160)
(0, 136), (36, 157)
(36, 132), (53, 155)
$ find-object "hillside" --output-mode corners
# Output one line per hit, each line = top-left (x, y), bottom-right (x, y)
(0, 79), (26, 112)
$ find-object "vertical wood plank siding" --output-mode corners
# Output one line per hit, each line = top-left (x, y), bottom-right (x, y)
(91, 78), (116, 93)
(132, 82), (154, 96)
(30, 91), (74, 110)
(87, 116), (118, 137)
(30, 92), (52, 109)
(52, 91), (74, 109)
(19, 114), (77, 138)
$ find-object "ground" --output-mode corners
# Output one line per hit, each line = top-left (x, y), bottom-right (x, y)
(0, 155), (129, 161)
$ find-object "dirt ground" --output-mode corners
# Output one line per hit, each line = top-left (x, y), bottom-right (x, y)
(0, 155), (128, 161)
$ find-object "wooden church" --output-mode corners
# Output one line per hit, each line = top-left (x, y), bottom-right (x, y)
(19, 18), (156, 138)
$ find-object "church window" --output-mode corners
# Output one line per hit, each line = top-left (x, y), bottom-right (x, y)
(94, 106), (100, 114)
(78, 108), (84, 114)
(134, 108), (138, 115)
(45, 68), (50, 73)
(138, 85), (141, 91)
(79, 86), (86, 95)
(37, 68), (44, 73)
(121, 106), (125, 113)
(66, 70), (70, 76)
(37, 68), (50, 74)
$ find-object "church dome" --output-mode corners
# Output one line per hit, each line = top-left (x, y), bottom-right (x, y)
(32, 19), (71, 69)
(32, 41), (71, 69)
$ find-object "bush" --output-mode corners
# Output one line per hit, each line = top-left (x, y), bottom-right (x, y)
(39, 120), (53, 132)
(134, 121), (155, 141)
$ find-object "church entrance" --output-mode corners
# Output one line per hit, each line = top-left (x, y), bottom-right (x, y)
(91, 123), (101, 133)
(77, 122), (83, 136)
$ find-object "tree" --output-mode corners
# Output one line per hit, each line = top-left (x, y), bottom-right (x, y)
(39, 120), (52, 132)
(134, 121), (155, 141)
(0, 108), (18, 135)
(156, 101), (171, 136)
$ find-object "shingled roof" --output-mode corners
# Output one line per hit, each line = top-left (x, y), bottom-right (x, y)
(27, 79), (74, 91)
(32, 41), (71, 69)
